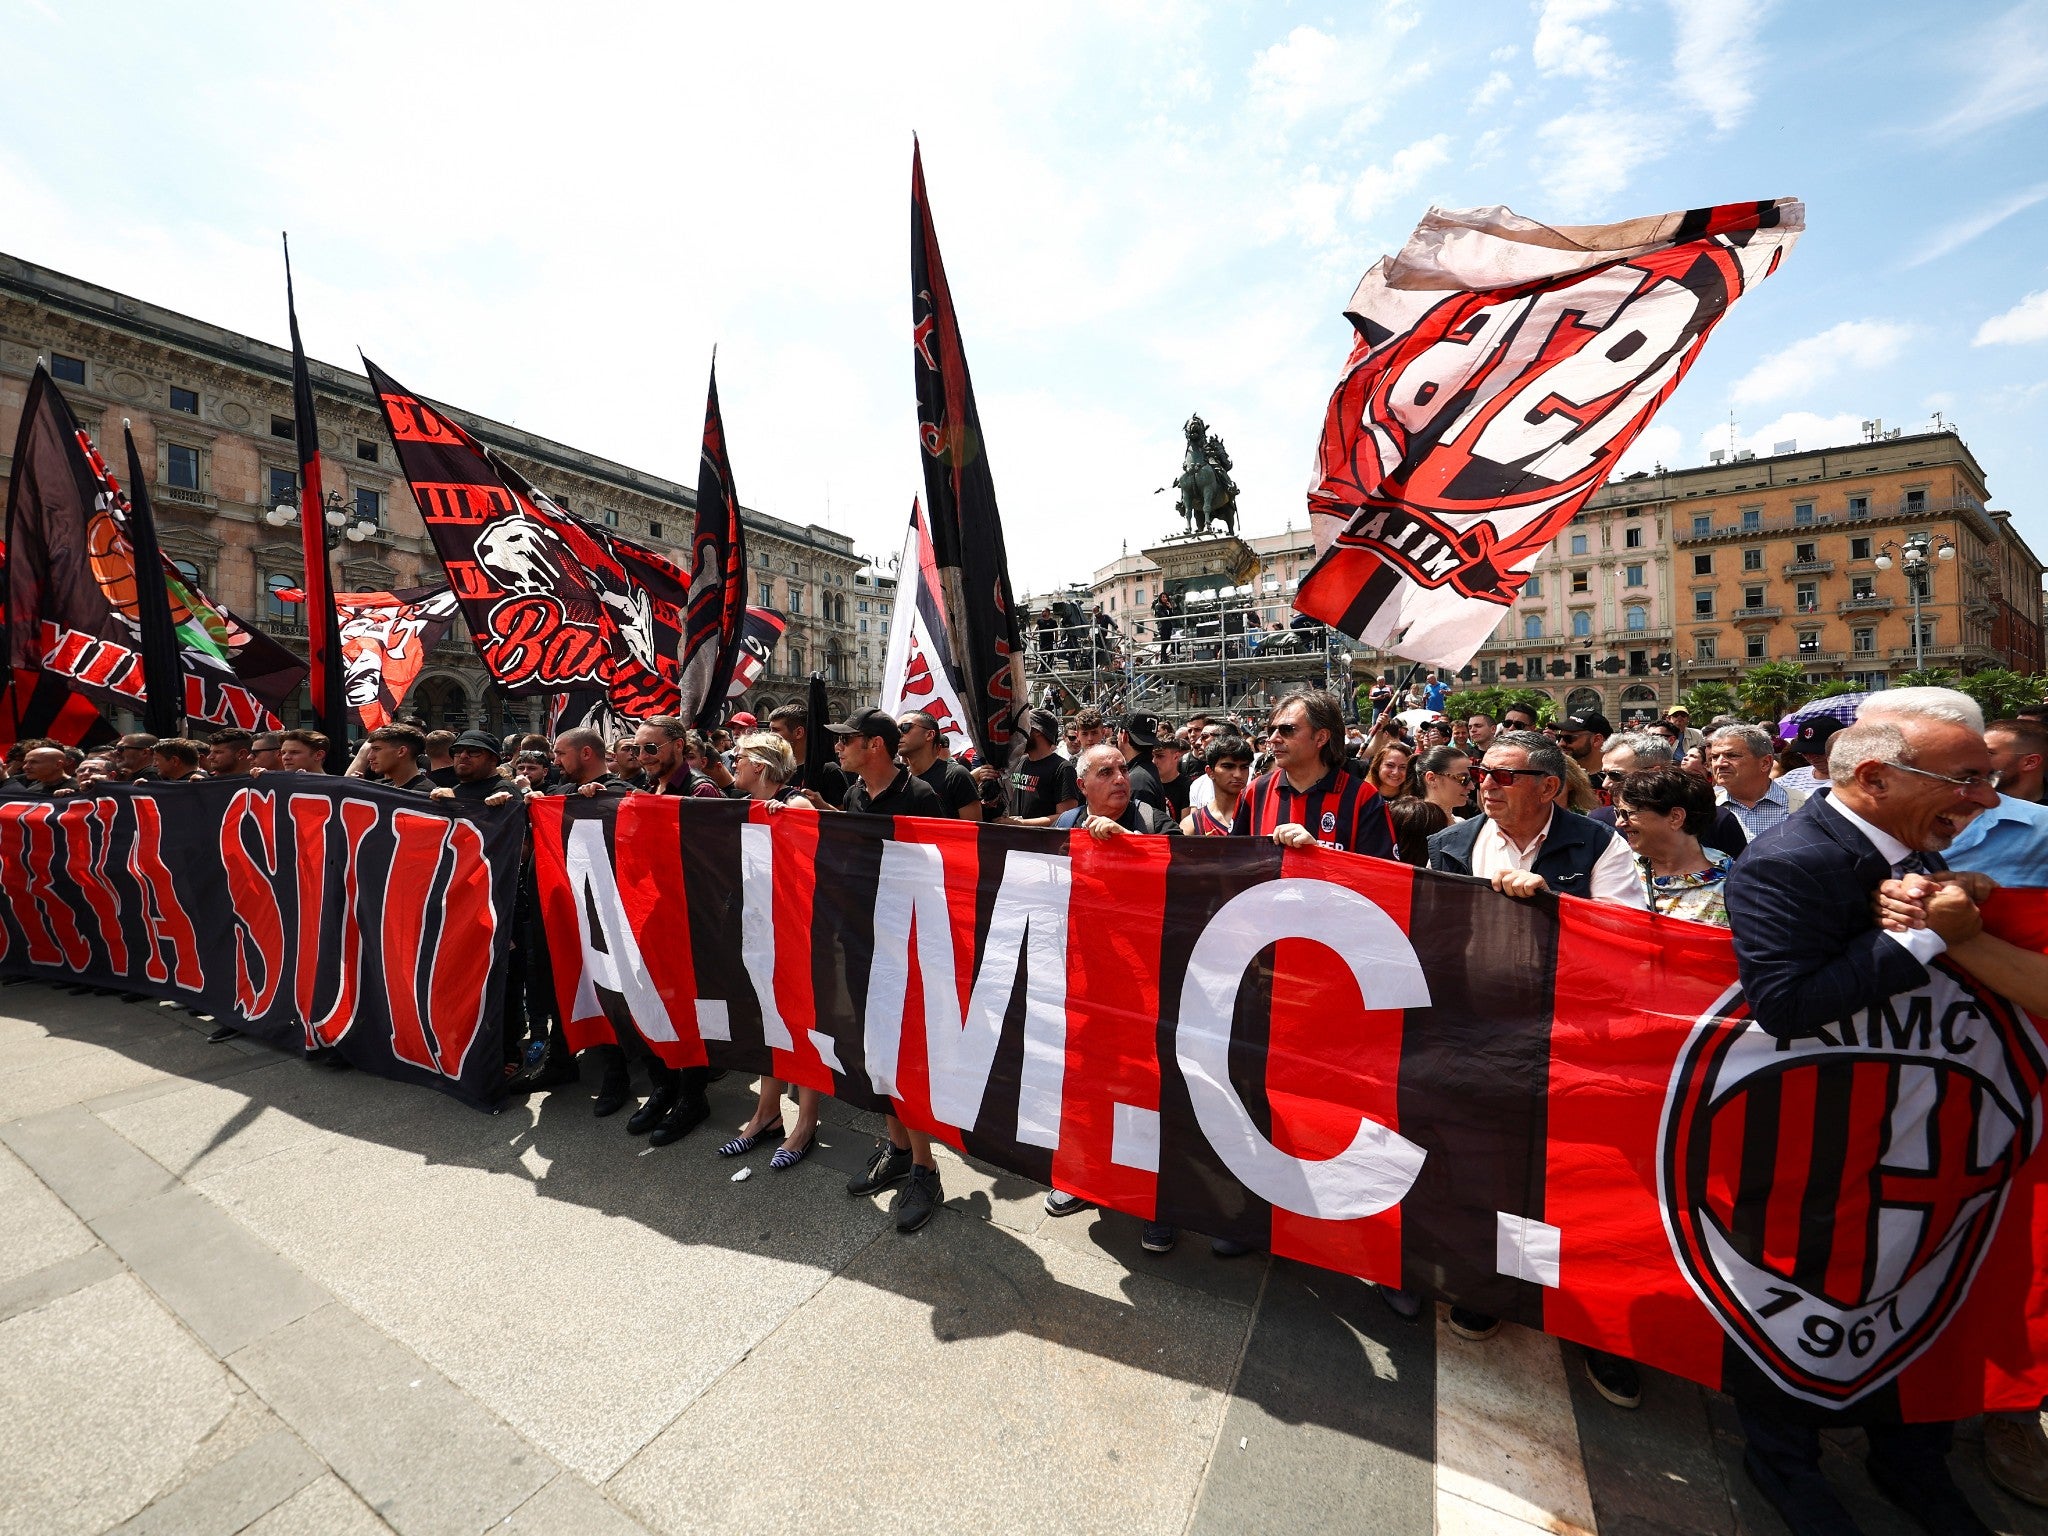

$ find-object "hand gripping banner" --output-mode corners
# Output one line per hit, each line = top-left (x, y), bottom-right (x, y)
(1294, 200), (1803, 669)
(530, 795), (2048, 1420)
(0, 780), (522, 1108)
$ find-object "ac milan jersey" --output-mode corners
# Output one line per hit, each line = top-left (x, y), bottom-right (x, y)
(1231, 766), (1395, 860)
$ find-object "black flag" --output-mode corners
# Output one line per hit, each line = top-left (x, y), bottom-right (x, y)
(805, 673), (829, 789)
(910, 140), (1026, 768)
(285, 235), (349, 772)
(120, 425), (185, 739)
(679, 358), (747, 729)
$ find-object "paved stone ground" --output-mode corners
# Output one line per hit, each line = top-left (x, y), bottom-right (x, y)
(0, 980), (2042, 1536)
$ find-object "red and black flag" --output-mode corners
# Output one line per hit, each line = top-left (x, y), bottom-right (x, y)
(531, 797), (2048, 1422)
(119, 424), (185, 739)
(725, 606), (786, 700)
(0, 670), (115, 754)
(678, 358), (747, 729)
(3, 365), (306, 732)
(330, 585), (461, 731)
(284, 236), (348, 771)
(911, 141), (1026, 769)
(1294, 200), (1803, 669)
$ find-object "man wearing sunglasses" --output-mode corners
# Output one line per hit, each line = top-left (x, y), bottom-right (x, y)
(1230, 689), (1394, 860)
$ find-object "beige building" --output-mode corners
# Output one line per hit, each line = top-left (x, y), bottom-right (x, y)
(850, 564), (896, 697)
(0, 252), (863, 735)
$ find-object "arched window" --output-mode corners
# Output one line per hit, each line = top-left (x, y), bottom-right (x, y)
(1522, 613), (1544, 640)
(1624, 606), (1647, 631)
(172, 558), (202, 587)
(1570, 610), (1592, 638)
(264, 572), (298, 620)
(1567, 687), (1603, 717)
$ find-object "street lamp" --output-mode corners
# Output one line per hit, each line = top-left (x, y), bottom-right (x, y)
(265, 488), (377, 545)
(1873, 532), (1955, 672)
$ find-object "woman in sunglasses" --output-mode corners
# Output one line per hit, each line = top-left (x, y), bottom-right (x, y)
(1611, 766), (1731, 925)
(1412, 745), (1474, 819)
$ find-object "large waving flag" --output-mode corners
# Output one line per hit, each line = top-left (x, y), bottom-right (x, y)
(678, 358), (747, 729)
(284, 236), (349, 769)
(1295, 200), (1803, 669)
(331, 585), (461, 731)
(4, 365), (306, 730)
(878, 501), (974, 756)
(911, 141), (1026, 768)
(118, 424), (186, 739)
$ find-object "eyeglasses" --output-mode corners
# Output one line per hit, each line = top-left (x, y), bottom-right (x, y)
(1439, 772), (1474, 786)
(1474, 766), (1556, 787)
(1267, 722), (1304, 737)
(1887, 761), (1997, 794)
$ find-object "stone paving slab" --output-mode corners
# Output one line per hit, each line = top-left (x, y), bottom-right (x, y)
(0, 1103), (178, 1220)
(111, 1428), (324, 1535)
(503, 1474), (654, 1535)
(0, 1139), (97, 1284)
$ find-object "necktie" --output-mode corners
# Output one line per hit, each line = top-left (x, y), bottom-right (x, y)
(1897, 852), (1929, 877)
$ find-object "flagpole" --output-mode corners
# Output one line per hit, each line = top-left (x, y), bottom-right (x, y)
(283, 233), (350, 773)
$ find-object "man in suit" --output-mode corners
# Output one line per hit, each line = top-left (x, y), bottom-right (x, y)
(1724, 687), (2000, 1536)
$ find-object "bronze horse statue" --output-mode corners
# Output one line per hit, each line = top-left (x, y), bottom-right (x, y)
(1172, 413), (1239, 536)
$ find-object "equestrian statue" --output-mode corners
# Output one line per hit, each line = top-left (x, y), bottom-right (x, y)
(1167, 413), (1240, 537)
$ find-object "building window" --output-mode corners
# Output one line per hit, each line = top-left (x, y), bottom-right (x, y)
(600, 509), (619, 527)
(1522, 614), (1544, 639)
(1574, 653), (1593, 678)
(756, 550), (769, 568)
(1691, 514), (1712, 537)
(1851, 536), (1872, 560)
(1695, 635), (1717, 661)
(858, 600), (870, 614)
(648, 521), (663, 539)
(1905, 489), (1927, 511)
(1794, 541), (1816, 563)
(1743, 585), (1766, 610)
(757, 583), (772, 607)
(264, 573), (298, 619)
(1624, 563), (1645, 587)
(166, 443), (200, 490)
(1851, 575), (1875, 600)
(1848, 496), (1869, 519)
(170, 386), (199, 415)
(355, 487), (383, 525)
(1795, 581), (1818, 613)
(1743, 548), (1763, 571)
(1741, 508), (1761, 531)
(1692, 553), (1713, 576)
(1629, 650), (1648, 675)
(1694, 591), (1715, 619)
(1797, 631), (1821, 656)
(355, 438), (378, 463)
(1853, 627), (1875, 654)
(1571, 610), (1592, 638)
(790, 587), (803, 615)
(1624, 606), (1647, 631)
(1624, 525), (1642, 549)
(1570, 533), (1589, 556)
(49, 352), (86, 385)
(1524, 575), (1542, 598)
(1747, 632), (1767, 659)
(172, 558), (202, 587)
(1135, 587), (1145, 604)
(1916, 619), (1936, 648)
(1571, 570), (1590, 593)
(1480, 659), (1498, 684)
(267, 466), (298, 507)
(270, 414), (295, 440)
(858, 618), (868, 634)
(1793, 502), (1815, 525)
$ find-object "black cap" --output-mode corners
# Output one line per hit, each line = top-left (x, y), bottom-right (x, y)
(452, 729), (502, 758)
(1121, 712), (1164, 750)
(825, 707), (900, 753)
(1794, 715), (1844, 753)
(1022, 707), (1060, 744)
(1561, 711), (1612, 736)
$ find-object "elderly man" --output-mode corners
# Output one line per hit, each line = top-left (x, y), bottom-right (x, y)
(1708, 723), (1805, 840)
(1664, 706), (1705, 755)
(1052, 744), (1179, 837)
(1594, 732), (1747, 858)
(1722, 688), (2000, 1534)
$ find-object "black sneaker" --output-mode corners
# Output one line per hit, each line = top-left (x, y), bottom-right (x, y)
(846, 1141), (913, 1197)
(1447, 1307), (1500, 1341)
(1140, 1221), (1177, 1253)
(206, 1025), (241, 1044)
(1583, 1351), (1641, 1409)
(892, 1163), (942, 1233)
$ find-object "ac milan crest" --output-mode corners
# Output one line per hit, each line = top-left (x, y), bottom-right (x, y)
(1661, 968), (2046, 1407)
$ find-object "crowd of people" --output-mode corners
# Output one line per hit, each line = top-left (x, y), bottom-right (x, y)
(6, 682), (2047, 1534)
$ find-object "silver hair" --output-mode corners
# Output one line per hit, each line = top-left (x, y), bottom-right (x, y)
(1490, 729), (1568, 781)
(1829, 721), (1912, 785)
(1605, 732), (1673, 768)
(1707, 723), (1776, 759)
(1854, 686), (1986, 734)
(1076, 743), (1126, 781)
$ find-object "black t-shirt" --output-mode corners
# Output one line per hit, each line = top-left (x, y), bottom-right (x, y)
(1055, 757), (1081, 808)
(547, 773), (631, 797)
(1009, 751), (1064, 820)
(915, 758), (980, 819)
(445, 775), (512, 802)
(1125, 756), (1167, 813)
(375, 772), (433, 795)
(843, 766), (946, 819)
(426, 764), (460, 788)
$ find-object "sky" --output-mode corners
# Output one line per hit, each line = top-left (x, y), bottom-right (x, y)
(3, 1), (2045, 594)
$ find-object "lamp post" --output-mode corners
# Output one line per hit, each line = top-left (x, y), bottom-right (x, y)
(1874, 532), (1956, 673)
(265, 488), (376, 546)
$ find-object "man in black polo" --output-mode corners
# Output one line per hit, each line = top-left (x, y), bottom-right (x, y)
(111, 733), (158, 783)
(897, 710), (979, 820)
(827, 708), (948, 1235)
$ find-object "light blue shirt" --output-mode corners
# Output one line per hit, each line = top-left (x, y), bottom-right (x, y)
(1944, 794), (2048, 888)
(1716, 778), (1804, 840)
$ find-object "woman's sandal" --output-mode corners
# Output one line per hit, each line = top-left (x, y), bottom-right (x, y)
(715, 1120), (783, 1158)
(769, 1134), (814, 1170)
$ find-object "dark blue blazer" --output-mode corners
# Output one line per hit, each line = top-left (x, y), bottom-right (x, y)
(1722, 795), (1937, 1040)
(1426, 806), (1615, 898)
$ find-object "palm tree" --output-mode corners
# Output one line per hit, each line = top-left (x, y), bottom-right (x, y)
(1677, 681), (1736, 720)
(1735, 661), (1814, 726)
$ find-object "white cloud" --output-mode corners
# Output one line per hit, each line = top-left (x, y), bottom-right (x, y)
(1929, 0), (2048, 140)
(1975, 288), (2048, 345)
(1349, 135), (1452, 224)
(1470, 70), (1513, 109)
(1534, 109), (1662, 210)
(1731, 321), (1915, 406)
(1668, 0), (1770, 133)
(1617, 424), (1682, 476)
(1490, 44), (1520, 62)
(1905, 180), (2048, 267)
(1701, 412), (1866, 463)
(1533, 0), (1621, 80)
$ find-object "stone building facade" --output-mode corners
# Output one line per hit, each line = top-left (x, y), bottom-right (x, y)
(0, 252), (863, 736)
(849, 566), (896, 699)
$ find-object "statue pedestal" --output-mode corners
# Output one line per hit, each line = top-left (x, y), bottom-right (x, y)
(1142, 530), (1257, 593)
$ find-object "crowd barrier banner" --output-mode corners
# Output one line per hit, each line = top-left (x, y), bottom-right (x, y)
(0, 780), (521, 1109)
(531, 793), (2048, 1420)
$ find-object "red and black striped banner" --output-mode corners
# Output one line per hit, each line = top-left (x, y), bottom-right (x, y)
(531, 794), (2048, 1421)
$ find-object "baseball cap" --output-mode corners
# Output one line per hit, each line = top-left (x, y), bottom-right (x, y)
(727, 711), (758, 729)
(1560, 711), (1612, 736)
(1121, 712), (1164, 750)
(825, 707), (901, 753)
(452, 729), (502, 758)
(1793, 715), (1843, 754)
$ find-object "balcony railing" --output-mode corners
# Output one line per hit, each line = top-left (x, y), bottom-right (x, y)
(157, 482), (216, 509)
(1730, 605), (1783, 621)
(1782, 560), (1833, 576)
(1837, 595), (1893, 613)
(1677, 494), (1989, 543)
